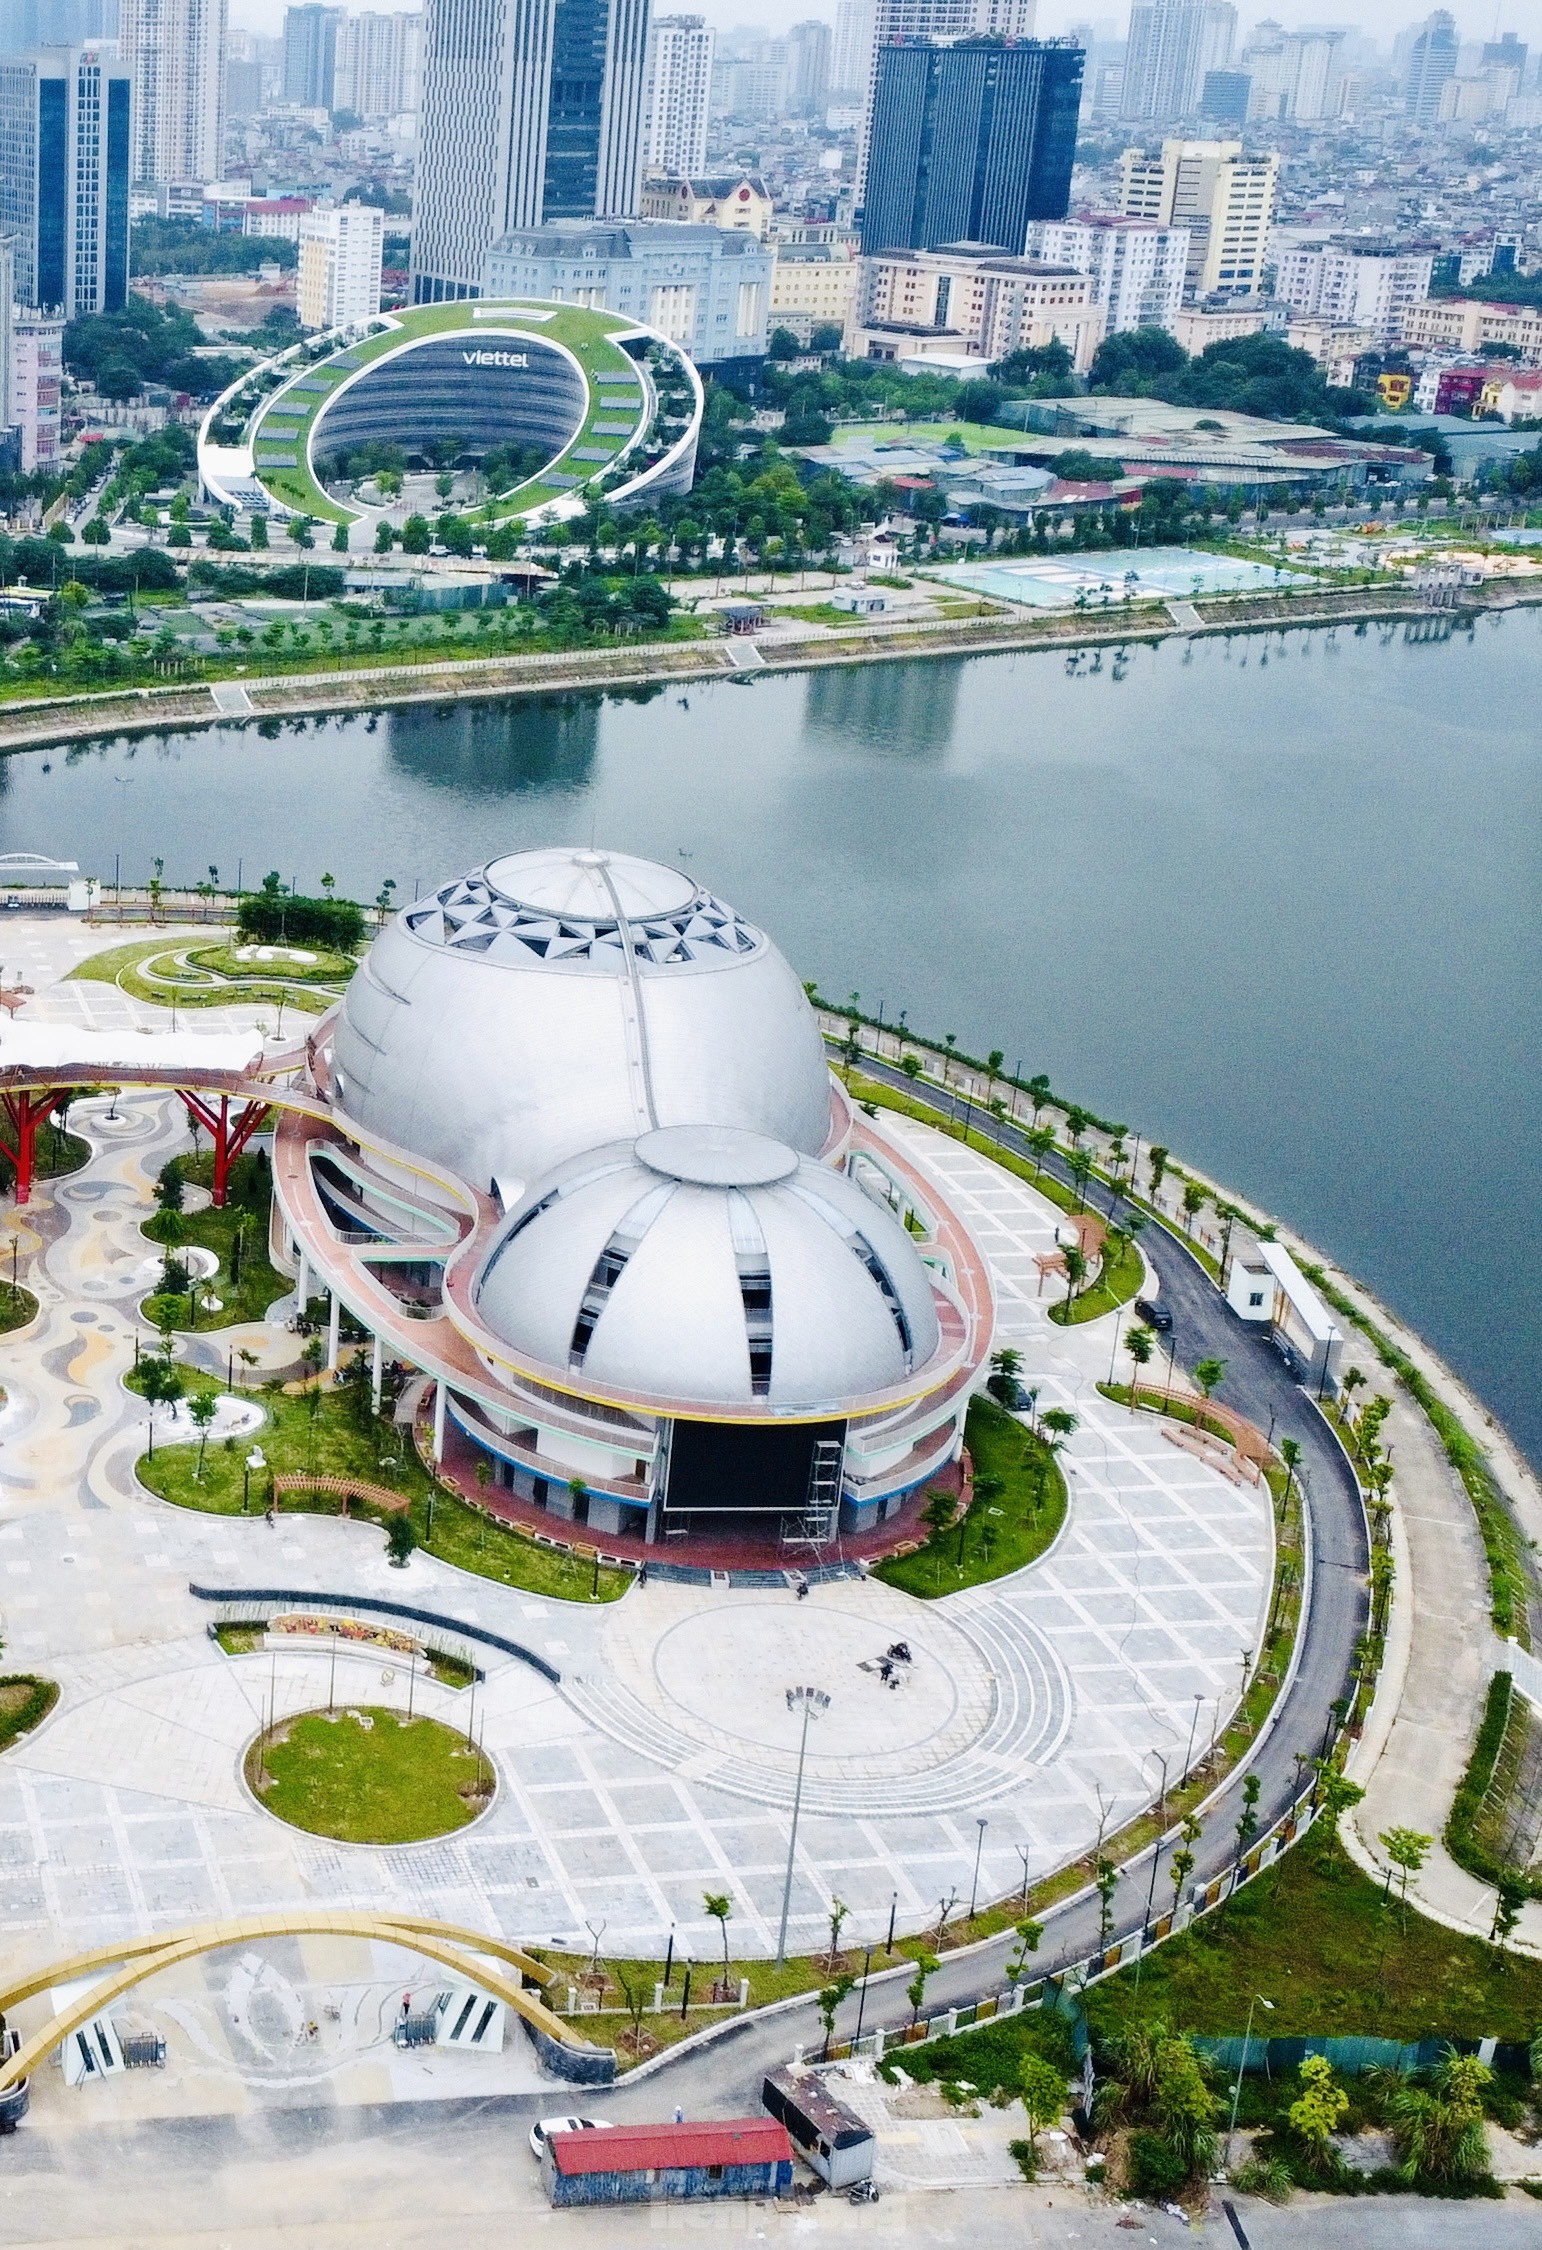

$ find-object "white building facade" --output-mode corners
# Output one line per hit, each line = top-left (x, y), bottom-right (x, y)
(413, 0), (650, 302)
(1025, 215), (1189, 332)
(1274, 237), (1435, 347)
(860, 244), (1103, 371)
(1121, 0), (1235, 121)
(642, 13), (713, 177)
(333, 9), (422, 120)
(1119, 137), (1276, 300)
(297, 201), (384, 330)
(11, 308), (62, 471)
(119, 0), (227, 186)
(1237, 21), (1343, 120)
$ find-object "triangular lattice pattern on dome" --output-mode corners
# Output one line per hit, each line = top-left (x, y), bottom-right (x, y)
(403, 875), (762, 967)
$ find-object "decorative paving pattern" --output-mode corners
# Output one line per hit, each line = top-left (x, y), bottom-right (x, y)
(0, 922), (1272, 1971)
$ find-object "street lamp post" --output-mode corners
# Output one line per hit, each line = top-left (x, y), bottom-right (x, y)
(969, 1816), (988, 1920)
(1182, 1691), (1204, 1779)
(1147, 1746), (1170, 1828)
(851, 1947), (875, 2048)
(1226, 1994), (1274, 2167)
(243, 1446), (266, 1513)
(775, 1686), (830, 1967)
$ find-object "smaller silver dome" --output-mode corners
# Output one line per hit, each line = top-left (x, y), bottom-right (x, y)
(473, 1129), (941, 1410)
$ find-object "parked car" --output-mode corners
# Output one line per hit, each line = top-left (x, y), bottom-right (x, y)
(1134, 1297), (1172, 1333)
(529, 2116), (614, 2160)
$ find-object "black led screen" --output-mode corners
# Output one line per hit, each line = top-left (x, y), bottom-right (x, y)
(665, 1417), (846, 1516)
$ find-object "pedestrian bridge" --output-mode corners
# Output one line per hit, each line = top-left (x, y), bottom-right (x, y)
(0, 1911), (616, 2098)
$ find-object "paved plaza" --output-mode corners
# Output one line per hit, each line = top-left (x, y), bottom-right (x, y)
(0, 921), (1272, 2094)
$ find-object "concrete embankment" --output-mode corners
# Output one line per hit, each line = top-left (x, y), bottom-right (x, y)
(0, 579), (1536, 756)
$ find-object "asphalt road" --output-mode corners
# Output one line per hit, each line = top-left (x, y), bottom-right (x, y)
(609, 1057), (1371, 2114)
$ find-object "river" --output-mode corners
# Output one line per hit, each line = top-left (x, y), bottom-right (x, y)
(2, 607), (1538, 1468)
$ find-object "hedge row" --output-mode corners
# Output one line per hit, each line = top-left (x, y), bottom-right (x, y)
(1443, 1671), (1542, 1900)
(237, 893), (366, 949)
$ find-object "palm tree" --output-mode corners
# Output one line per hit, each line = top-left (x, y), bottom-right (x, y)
(1025, 1125), (1055, 1178)
(702, 1891), (733, 1995)
(1061, 1243), (1087, 1316)
(988, 1346), (1023, 1405)
(1181, 1179), (1207, 1235)
(1124, 1324), (1156, 1407)
(1192, 1357), (1227, 1405)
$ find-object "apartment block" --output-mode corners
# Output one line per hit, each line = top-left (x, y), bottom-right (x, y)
(1274, 237), (1435, 347)
(859, 244), (1103, 371)
(1119, 137), (1276, 300)
(642, 14), (713, 177)
(1401, 296), (1542, 360)
(297, 200), (383, 330)
(770, 241), (860, 343)
(1025, 214), (1188, 332)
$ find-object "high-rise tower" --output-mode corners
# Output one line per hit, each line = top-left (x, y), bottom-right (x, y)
(0, 43), (131, 312)
(119, 0), (226, 185)
(413, 0), (650, 303)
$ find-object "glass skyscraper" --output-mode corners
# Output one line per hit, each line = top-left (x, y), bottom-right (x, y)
(861, 36), (1083, 257)
(0, 43), (130, 313)
(413, 0), (651, 302)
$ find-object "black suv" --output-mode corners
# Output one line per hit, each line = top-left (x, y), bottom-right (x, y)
(1134, 1297), (1172, 1333)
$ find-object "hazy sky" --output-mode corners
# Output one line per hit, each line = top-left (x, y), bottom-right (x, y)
(228, 0), (1533, 57)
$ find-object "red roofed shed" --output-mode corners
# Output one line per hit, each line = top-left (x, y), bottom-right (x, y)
(542, 2117), (795, 2207)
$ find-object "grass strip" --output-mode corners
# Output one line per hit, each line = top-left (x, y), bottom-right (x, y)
(1085, 1836), (1542, 2045)
(1444, 1671), (1542, 1901)
(132, 1364), (629, 1605)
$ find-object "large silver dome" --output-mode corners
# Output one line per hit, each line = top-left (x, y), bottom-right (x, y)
(472, 1125), (942, 1409)
(329, 848), (835, 1196)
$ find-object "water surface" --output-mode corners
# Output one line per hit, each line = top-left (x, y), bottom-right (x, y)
(6, 609), (1538, 1466)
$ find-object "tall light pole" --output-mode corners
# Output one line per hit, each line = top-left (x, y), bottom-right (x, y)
(1182, 1691), (1204, 1780)
(775, 1686), (829, 1967)
(969, 1816), (988, 1919)
(1226, 1994), (1274, 2165)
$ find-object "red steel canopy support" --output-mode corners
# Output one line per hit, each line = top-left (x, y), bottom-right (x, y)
(0, 1089), (61, 1206)
(179, 1093), (268, 1208)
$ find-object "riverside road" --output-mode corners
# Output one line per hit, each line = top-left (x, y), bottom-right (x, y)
(574, 1055), (1372, 2116)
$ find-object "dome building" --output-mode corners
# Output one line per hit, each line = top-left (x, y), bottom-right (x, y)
(273, 847), (992, 1553)
(330, 849), (837, 1202)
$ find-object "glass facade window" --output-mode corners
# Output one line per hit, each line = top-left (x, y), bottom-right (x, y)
(36, 75), (65, 307)
(861, 38), (1083, 258)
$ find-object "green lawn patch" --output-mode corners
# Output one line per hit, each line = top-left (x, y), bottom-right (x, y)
(0, 1675), (58, 1751)
(1051, 1225), (1145, 1326)
(246, 1706), (492, 1844)
(0, 1286), (38, 1334)
(872, 1395), (1067, 1598)
(1298, 1260), (1533, 1644)
(134, 1365), (629, 1603)
(69, 936), (351, 1015)
(1084, 1837), (1542, 2047)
